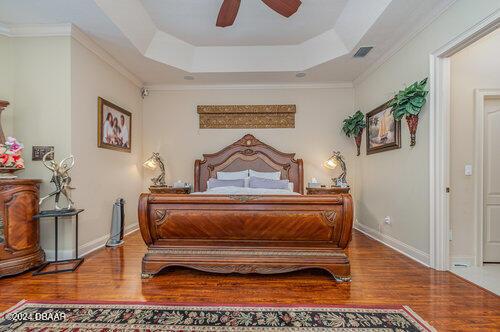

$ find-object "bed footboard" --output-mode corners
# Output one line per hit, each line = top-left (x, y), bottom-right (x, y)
(138, 193), (353, 282)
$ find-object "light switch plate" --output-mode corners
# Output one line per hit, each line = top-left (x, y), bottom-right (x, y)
(32, 146), (54, 161)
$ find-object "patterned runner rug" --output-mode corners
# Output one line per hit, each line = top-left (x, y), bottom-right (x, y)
(0, 301), (435, 331)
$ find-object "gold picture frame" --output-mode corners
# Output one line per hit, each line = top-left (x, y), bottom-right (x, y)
(97, 97), (132, 153)
(366, 100), (401, 155)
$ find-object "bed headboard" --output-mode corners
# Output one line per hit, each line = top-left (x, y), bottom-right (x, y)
(194, 134), (304, 194)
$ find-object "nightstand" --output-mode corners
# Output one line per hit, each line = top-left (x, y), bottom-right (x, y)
(149, 186), (191, 194)
(306, 187), (350, 195)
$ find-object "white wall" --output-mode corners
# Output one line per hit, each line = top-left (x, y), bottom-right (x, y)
(449, 28), (500, 264)
(70, 38), (143, 249)
(353, 0), (500, 264)
(142, 87), (357, 194)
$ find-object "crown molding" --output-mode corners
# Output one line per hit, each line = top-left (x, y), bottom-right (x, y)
(353, 0), (457, 86)
(0, 23), (72, 37)
(0, 21), (143, 87)
(145, 82), (354, 91)
(70, 25), (142, 87)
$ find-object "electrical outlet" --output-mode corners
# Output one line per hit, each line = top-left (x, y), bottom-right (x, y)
(465, 164), (473, 176)
(384, 216), (391, 225)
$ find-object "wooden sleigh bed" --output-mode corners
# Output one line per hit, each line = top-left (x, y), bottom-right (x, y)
(138, 135), (353, 282)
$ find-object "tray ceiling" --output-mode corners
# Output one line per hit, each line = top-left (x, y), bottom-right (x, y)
(0, 0), (453, 85)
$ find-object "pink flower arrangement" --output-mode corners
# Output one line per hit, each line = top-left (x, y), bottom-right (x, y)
(0, 137), (25, 169)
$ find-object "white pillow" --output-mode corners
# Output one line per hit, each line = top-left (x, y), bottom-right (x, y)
(208, 177), (250, 189)
(288, 182), (294, 192)
(217, 170), (249, 180)
(249, 170), (281, 180)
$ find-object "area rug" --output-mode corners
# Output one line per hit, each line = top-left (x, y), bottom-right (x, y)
(0, 300), (435, 331)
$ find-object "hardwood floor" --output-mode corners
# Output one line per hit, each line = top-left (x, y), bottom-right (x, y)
(0, 230), (498, 331)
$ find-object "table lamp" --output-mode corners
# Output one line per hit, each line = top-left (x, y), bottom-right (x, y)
(143, 152), (166, 186)
(323, 151), (347, 187)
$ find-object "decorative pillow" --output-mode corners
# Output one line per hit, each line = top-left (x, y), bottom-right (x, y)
(248, 177), (290, 190)
(217, 170), (249, 180)
(249, 170), (281, 180)
(208, 178), (245, 189)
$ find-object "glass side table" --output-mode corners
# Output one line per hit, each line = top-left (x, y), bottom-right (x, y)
(33, 209), (85, 275)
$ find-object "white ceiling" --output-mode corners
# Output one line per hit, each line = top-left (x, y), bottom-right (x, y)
(142, 0), (348, 46)
(0, 0), (453, 85)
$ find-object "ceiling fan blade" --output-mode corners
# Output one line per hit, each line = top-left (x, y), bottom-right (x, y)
(216, 0), (241, 27)
(261, 0), (302, 18)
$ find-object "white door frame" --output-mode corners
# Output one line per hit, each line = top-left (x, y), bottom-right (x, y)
(429, 11), (499, 271)
(474, 89), (500, 266)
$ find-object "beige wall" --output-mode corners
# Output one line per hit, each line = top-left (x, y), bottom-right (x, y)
(1, 35), (142, 258)
(71, 38), (143, 248)
(0, 35), (13, 137)
(353, 0), (500, 262)
(10, 37), (72, 254)
(142, 87), (357, 195)
(449, 28), (500, 264)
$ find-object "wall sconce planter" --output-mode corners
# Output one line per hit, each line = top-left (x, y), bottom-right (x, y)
(389, 78), (428, 147)
(342, 110), (366, 156)
(406, 114), (419, 147)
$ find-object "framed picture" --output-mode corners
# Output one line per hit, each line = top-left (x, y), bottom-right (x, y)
(97, 97), (132, 153)
(366, 101), (401, 155)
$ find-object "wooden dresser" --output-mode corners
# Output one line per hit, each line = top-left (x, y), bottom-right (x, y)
(0, 179), (45, 277)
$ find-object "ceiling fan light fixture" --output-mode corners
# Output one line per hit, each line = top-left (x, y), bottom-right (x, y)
(216, 0), (302, 27)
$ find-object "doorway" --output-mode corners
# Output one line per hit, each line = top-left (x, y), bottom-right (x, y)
(429, 12), (499, 273)
(446, 31), (500, 294)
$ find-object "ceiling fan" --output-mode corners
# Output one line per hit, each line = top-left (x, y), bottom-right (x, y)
(216, 0), (302, 27)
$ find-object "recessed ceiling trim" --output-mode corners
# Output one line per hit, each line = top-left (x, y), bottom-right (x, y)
(144, 82), (354, 91)
(94, 0), (395, 74)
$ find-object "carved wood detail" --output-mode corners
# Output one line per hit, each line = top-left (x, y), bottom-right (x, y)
(184, 264), (308, 275)
(228, 195), (263, 203)
(138, 193), (354, 282)
(197, 105), (296, 129)
(0, 179), (45, 277)
(194, 134), (304, 194)
(322, 210), (337, 227)
(153, 209), (169, 226)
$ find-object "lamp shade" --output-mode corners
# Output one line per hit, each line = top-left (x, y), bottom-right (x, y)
(143, 156), (158, 170)
(323, 156), (338, 170)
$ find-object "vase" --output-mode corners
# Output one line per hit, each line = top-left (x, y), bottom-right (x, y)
(354, 129), (363, 156)
(406, 114), (419, 146)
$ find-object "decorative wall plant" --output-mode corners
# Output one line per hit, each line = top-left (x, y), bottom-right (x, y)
(342, 111), (366, 156)
(389, 78), (428, 146)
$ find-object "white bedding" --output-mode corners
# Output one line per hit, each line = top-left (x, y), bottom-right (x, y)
(192, 186), (300, 195)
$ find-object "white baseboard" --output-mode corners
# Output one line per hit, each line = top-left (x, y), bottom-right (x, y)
(44, 222), (139, 261)
(355, 222), (430, 267)
(450, 256), (476, 267)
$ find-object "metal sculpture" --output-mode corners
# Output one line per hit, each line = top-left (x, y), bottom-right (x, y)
(39, 151), (75, 210)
